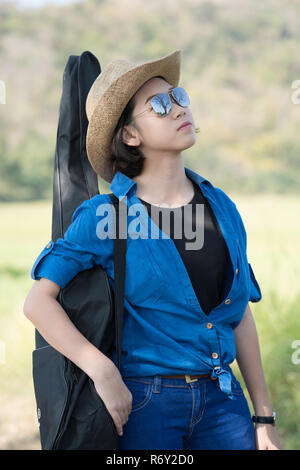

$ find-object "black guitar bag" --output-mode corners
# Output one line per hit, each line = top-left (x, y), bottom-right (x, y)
(32, 51), (126, 450)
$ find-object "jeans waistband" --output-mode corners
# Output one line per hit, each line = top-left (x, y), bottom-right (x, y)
(122, 365), (236, 398)
(122, 374), (215, 391)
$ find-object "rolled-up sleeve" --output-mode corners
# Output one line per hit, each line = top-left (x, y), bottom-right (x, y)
(31, 200), (99, 289)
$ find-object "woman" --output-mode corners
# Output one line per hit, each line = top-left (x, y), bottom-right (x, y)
(24, 50), (281, 450)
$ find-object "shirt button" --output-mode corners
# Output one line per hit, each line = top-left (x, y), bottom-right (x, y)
(225, 298), (231, 304)
(46, 242), (52, 249)
(206, 323), (213, 329)
(212, 352), (218, 359)
(235, 268), (239, 275)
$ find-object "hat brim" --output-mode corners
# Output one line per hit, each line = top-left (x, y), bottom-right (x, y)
(86, 49), (181, 183)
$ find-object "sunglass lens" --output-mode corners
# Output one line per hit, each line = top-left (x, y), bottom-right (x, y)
(172, 87), (190, 107)
(151, 94), (172, 116)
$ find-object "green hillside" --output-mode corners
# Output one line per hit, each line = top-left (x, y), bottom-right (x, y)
(0, 0), (299, 200)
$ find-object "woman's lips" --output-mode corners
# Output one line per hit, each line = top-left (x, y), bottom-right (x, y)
(178, 123), (192, 130)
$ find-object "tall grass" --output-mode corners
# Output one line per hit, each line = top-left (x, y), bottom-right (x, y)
(0, 195), (299, 449)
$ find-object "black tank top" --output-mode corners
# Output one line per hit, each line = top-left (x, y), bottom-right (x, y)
(138, 179), (231, 315)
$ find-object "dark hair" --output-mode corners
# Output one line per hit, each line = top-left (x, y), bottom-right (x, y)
(110, 93), (146, 180)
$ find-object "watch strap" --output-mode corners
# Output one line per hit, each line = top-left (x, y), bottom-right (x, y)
(252, 411), (276, 424)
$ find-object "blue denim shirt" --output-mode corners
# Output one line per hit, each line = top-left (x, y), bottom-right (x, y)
(31, 167), (262, 400)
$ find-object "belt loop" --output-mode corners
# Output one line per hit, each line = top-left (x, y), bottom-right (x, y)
(153, 375), (162, 394)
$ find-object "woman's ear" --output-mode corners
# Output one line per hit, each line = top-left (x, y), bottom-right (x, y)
(122, 125), (140, 147)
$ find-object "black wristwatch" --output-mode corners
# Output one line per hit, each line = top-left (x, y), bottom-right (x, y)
(252, 411), (276, 425)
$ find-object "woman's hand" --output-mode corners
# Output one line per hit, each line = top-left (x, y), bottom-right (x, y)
(254, 423), (282, 450)
(92, 361), (133, 437)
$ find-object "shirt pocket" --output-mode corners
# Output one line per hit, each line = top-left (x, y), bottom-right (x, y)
(124, 238), (168, 307)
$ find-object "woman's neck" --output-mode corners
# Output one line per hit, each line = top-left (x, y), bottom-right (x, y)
(133, 163), (195, 208)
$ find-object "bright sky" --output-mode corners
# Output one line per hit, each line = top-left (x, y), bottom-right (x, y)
(14, 0), (82, 8)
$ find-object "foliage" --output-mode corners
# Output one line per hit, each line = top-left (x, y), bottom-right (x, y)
(0, 0), (300, 200)
(0, 195), (299, 449)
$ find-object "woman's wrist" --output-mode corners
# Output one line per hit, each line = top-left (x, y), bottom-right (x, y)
(88, 351), (117, 383)
(75, 341), (115, 382)
(252, 411), (276, 427)
(253, 403), (273, 416)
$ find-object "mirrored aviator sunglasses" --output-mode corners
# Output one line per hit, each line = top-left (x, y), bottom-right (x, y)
(150, 87), (190, 117)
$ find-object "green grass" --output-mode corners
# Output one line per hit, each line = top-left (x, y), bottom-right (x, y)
(231, 193), (300, 450)
(0, 196), (299, 449)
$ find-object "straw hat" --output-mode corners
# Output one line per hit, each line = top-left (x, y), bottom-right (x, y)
(85, 49), (182, 183)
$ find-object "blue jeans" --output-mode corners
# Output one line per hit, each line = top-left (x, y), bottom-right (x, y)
(118, 367), (256, 450)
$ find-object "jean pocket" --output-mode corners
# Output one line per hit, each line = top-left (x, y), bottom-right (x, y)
(123, 379), (153, 412)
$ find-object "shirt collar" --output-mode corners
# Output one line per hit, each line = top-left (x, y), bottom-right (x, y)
(109, 166), (210, 201)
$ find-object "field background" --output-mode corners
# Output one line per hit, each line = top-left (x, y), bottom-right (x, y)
(0, 0), (300, 450)
(0, 195), (299, 450)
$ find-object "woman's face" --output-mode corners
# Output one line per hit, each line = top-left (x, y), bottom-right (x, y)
(122, 77), (196, 160)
